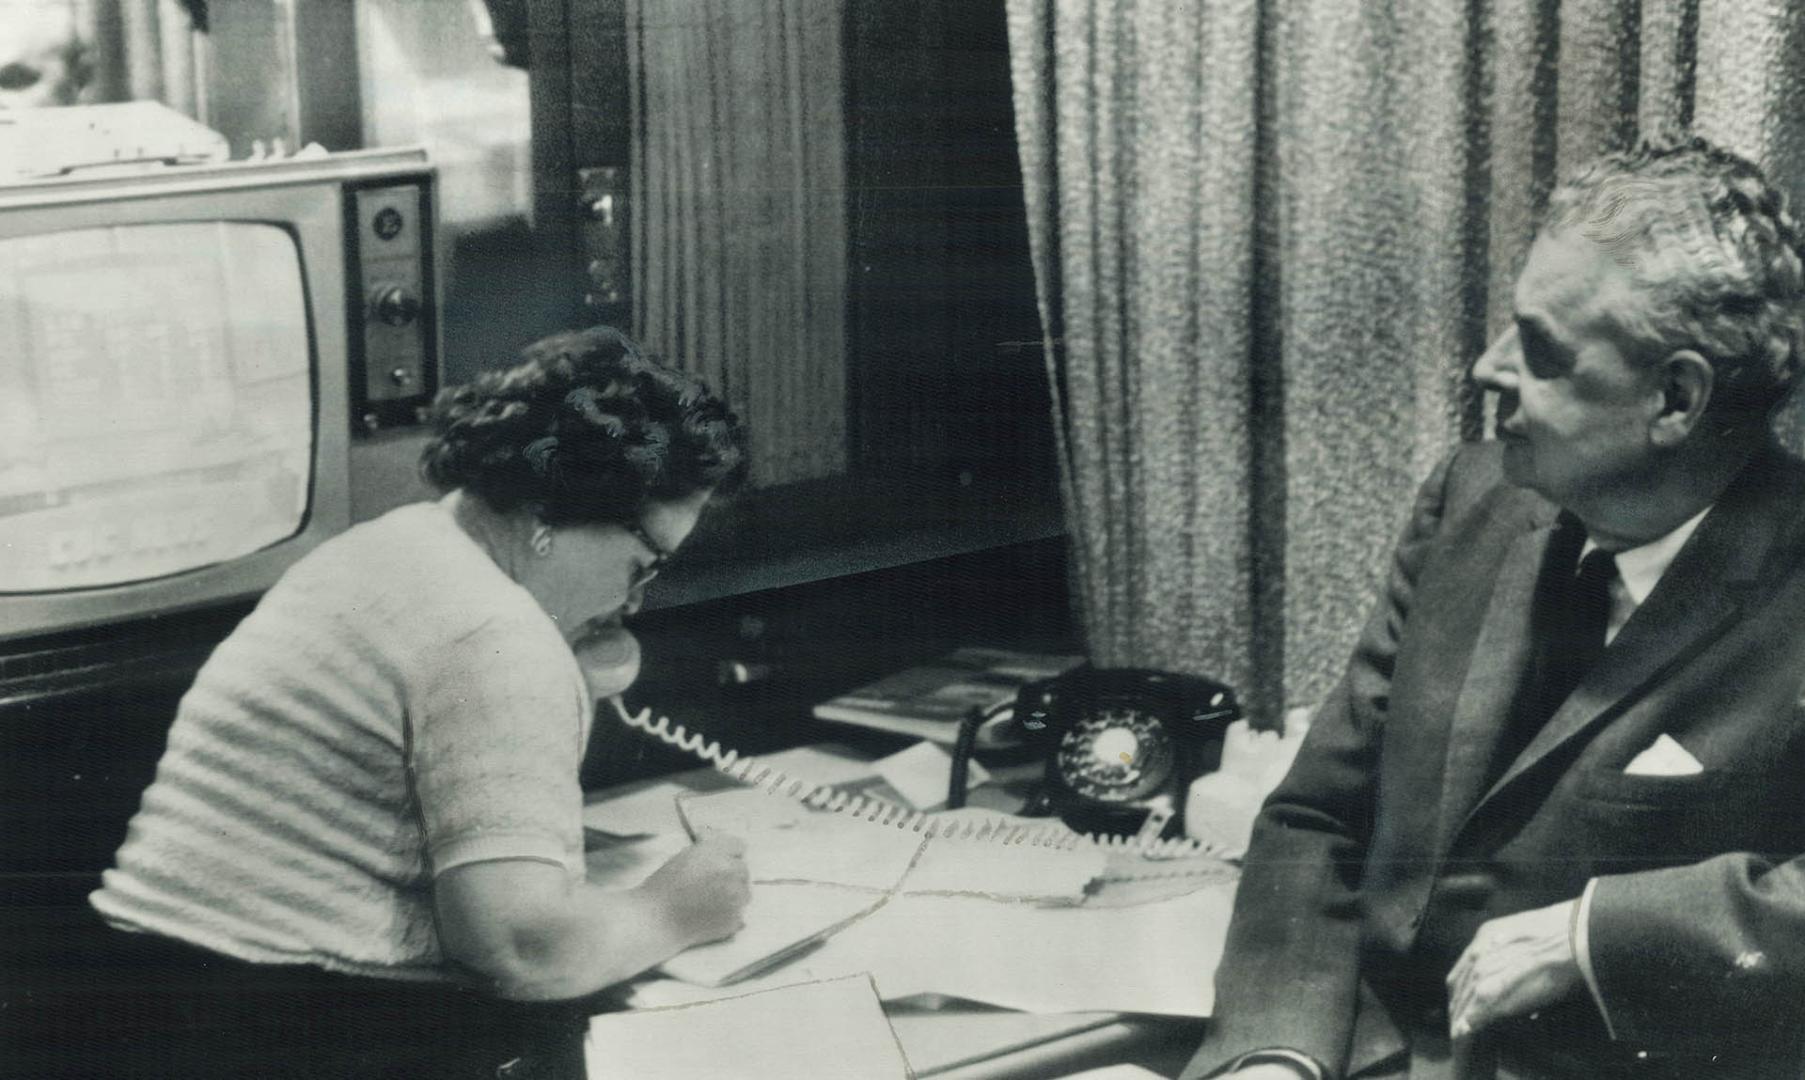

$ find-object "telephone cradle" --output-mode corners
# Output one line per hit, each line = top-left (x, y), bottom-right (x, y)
(946, 665), (1242, 842)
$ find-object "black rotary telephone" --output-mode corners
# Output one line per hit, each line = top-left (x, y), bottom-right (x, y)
(950, 666), (1241, 840)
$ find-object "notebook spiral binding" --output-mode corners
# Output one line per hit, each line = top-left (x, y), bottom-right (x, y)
(610, 697), (1222, 863)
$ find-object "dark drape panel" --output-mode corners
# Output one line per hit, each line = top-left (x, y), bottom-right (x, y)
(1008, 0), (1805, 721)
(627, 0), (848, 488)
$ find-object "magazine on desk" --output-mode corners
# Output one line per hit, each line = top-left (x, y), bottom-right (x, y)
(811, 647), (1086, 747)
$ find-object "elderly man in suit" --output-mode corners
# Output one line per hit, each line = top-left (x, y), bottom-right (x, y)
(1184, 137), (1805, 1080)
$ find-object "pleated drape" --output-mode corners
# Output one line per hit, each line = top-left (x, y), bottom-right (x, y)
(1010, 0), (1265, 706)
(627, 0), (848, 488)
(85, 0), (206, 118)
(1008, 0), (1805, 721)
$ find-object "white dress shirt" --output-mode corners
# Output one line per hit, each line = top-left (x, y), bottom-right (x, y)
(1571, 504), (1711, 1038)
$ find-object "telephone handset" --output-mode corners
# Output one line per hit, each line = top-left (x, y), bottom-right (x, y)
(1004, 667), (1240, 840)
(607, 696), (1222, 860)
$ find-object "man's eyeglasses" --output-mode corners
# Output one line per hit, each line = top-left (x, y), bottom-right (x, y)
(623, 521), (674, 589)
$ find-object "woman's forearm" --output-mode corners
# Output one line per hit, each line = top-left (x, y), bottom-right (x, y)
(436, 837), (748, 1001)
(484, 879), (697, 1000)
(436, 862), (696, 1001)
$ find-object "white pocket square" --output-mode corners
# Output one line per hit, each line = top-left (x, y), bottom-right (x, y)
(1623, 733), (1703, 776)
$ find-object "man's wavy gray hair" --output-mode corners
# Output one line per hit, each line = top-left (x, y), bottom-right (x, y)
(1543, 137), (1805, 428)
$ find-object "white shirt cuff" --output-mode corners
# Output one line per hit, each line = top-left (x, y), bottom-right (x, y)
(1572, 877), (1619, 1039)
(1220, 1048), (1324, 1080)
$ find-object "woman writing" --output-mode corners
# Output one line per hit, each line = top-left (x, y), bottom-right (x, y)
(86, 327), (751, 1078)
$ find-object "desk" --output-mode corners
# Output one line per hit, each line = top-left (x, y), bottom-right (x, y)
(583, 746), (1216, 1079)
(888, 1008), (1201, 1079)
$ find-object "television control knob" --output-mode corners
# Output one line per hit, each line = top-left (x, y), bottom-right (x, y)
(388, 367), (412, 387)
(369, 284), (421, 327)
(372, 206), (405, 240)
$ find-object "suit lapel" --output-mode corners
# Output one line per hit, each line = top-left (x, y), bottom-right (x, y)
(1428, 502), (1558, 860)
(1455, 446), (1802, 843)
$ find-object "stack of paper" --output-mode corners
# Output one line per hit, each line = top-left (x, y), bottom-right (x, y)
(629, 881), (1238, 1018)
(624, 788), (1235, 1016)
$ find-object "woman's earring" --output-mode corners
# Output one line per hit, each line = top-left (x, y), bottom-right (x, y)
(530, 524), (553, 558)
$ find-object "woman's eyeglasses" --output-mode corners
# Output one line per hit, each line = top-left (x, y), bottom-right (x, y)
(623, 521), (673, 589)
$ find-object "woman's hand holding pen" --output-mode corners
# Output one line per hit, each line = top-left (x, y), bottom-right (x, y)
(639, 833), (751, 946)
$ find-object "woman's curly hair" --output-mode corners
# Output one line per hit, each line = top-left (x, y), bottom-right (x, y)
(420, 326), (747, 525)
(1543, 136), (1805, 427)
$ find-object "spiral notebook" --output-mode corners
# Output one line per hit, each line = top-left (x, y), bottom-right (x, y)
(652, 790), (1109, 987)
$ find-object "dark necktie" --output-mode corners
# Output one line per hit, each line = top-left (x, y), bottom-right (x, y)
(1539, 544), (1618, 722)
(1492, 530), (1618, 782)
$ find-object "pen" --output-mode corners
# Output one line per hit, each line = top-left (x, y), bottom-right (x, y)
(674, 794), (699, 842)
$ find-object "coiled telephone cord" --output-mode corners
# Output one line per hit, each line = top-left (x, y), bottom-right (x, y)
(610, 697), (1214, 860)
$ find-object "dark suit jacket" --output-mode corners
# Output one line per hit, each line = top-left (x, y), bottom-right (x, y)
(1184, 441), (1805, 1080)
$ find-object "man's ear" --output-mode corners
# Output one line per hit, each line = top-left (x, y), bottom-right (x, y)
(1649, 349), (1713, 447)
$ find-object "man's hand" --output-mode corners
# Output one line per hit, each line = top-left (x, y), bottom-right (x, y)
(1446, 899), (1583, 1038)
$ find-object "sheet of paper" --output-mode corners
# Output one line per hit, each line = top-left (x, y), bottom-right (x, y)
(587, 973), (910, 1080)
(583, 743), (876, 838)
(584, 833), (688, 891)
(753, 743), (883, 787)
(872, 740), (989, 809)
(677, 788), (929, 891)
(828, 886), (1234, 1016)
(747, 822), (926, 890)
(582, 781), (691, 838)
(882, 1005), (1119, 1077)
(900, 834), (1103, 901)
(678, 786), (821, 833)
(657, 882), (890, 987)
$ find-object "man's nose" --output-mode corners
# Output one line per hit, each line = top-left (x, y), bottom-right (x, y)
(1470, 325), (1520, 389)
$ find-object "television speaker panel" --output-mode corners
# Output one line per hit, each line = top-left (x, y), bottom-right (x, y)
(0, 148), (441, 644)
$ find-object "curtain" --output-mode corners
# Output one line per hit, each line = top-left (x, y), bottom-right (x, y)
(1007, 0), (1805, 722)
(628, 0), (848, 488)
(84, 0), (206, 117)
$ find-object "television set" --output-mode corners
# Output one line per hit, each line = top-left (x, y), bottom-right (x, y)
(0, 146), (440, 645)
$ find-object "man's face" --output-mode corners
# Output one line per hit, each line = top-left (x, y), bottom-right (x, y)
(1471, 229), (1666, 512)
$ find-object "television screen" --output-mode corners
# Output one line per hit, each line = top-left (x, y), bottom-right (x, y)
(0, 222), (313, 593)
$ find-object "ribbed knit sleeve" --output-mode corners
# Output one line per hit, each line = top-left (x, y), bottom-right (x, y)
(412, 614), (592, 878)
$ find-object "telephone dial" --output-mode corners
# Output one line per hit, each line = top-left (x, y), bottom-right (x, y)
(951, 666), (1241, 840)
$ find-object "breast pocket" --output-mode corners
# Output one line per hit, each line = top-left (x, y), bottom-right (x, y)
(1575, 767), (1785, 866)
(1577, 766), (1739, 805)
